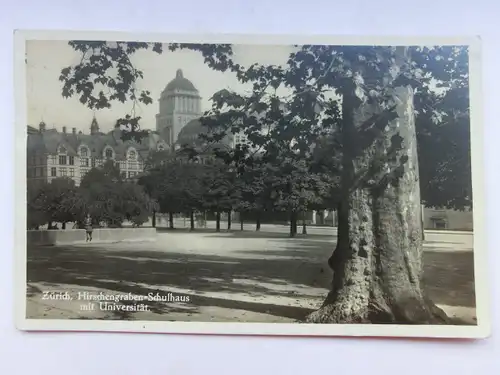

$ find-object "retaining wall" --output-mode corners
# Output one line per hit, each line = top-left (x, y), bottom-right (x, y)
(27, 228), (157, 246)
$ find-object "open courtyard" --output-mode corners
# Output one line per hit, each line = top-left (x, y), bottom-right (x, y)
(26, 224), (476, 324)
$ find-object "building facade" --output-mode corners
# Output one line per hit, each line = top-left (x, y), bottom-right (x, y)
(423, 207), (473, 231)
(26, 118), (167, 187)
(27, 69), (206, 187)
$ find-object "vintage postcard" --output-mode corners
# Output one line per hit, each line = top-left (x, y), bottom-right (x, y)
(14, 30), (490, 338)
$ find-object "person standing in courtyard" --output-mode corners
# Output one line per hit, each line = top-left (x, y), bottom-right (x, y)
(84, 214), (93, 242)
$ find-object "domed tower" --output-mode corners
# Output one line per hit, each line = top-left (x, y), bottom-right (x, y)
(155, 69), (202, 146)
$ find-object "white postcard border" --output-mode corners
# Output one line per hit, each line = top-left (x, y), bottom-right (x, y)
(13, 30), (490, 339)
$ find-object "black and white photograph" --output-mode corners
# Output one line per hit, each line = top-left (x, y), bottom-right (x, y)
(15, 31), (488, 338)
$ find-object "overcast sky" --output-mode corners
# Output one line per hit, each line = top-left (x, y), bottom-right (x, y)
(26, 40), (296, 133)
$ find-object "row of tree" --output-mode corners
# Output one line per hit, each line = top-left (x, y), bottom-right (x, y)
(138, 145), (339, 236)
(27, 160), (155, 230)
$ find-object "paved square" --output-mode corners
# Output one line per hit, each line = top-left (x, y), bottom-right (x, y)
(26, 225), (476, 324)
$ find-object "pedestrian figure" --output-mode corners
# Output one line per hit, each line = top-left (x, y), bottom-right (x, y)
(84, 214), (93, 242)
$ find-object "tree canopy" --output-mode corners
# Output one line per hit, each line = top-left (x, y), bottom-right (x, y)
(60, 42), (470, 212)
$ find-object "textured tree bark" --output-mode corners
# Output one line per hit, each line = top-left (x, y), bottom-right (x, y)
(255, 215), (261, 231)
(227, 210), (232, 230)
(308, 68), (449, 324)
(240, 212), (244, 231)
(152, 211), (156, 228)
(328, 203), (346, 271)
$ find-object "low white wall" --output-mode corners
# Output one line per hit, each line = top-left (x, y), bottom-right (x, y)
(27, 228), (157, 245)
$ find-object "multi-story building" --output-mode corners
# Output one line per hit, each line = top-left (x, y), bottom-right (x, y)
(26, 117), (169, 187)
(27, 69), (206, 187)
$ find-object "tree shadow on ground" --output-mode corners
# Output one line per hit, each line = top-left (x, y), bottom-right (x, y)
(210, 232), (337, 240)
(27, 240), (476, 322)
(423, 250), (476, 308)
(27, 241), (333, 321)
(156, 227), (337, 240)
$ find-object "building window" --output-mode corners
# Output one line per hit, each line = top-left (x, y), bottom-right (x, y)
(432, 218), (447, 230)
(59, 155), (67, 165)
(60, 168), (67, 176)
(69, 168), (75, 177)
(49, 155), (56, 164)
(128, 171), (136, 178)
(80, 158), (89, 167)
(91, 158), (96, 168)
(80, 147), (88, 157)
(51, 167), (56, 177)
(40, 168), (45, 177)
(120, 172), (126, 179)
(105, 148), (113, 159)
(69, 156), (75, 165)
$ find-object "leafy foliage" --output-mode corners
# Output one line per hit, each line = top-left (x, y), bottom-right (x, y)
(139, 156), (206, 216)
(79, 161), (153, 227)
(60, 41), (471, 219)
(27, 178), (80, 228)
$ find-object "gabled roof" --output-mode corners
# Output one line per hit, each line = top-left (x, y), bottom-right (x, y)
(27, 127), (153, 161)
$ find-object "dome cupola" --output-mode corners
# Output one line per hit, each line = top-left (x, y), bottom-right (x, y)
(164, 69), (198, 93)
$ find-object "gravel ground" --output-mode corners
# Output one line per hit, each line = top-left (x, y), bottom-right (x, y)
(26, 226), (476, 325)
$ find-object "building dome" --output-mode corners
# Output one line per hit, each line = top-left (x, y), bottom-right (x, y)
(177, 119), (205, 145)
(164, 69), (198, 92)
(177, 118), (234, 150)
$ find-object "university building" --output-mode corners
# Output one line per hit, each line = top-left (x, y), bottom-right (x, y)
(26, 69), (245, 187)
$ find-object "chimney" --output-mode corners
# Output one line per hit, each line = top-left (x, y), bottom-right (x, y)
(72, 127), (76, 135)
(62, 126), (67, 134)
(39, 121), (46, 132)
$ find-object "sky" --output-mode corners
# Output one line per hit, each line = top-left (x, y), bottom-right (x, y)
(26, 40), (297, 133)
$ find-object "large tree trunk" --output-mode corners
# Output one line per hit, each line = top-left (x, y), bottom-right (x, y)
(152, 211), (156, 228)
(216, 212), (221, 232)
(302, 212), (307, 235)
(240, 212), (244, 231)
(169, 212), (174, 229)
(308, 55), (448, 324)
(328, 202), (346, 271)
(227, 210), (232, 230)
